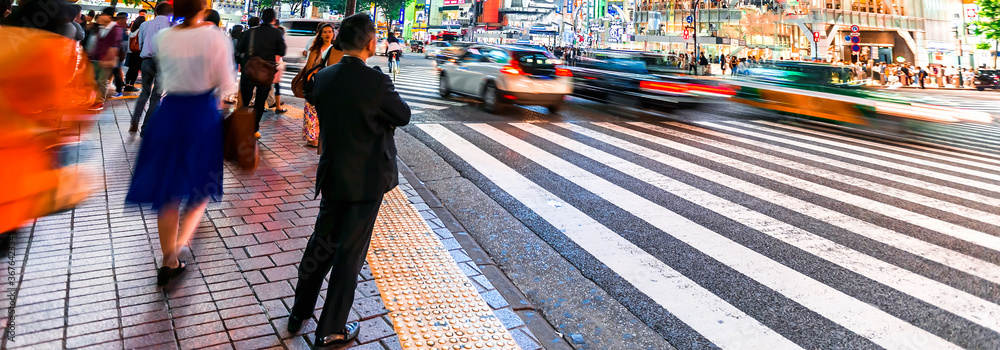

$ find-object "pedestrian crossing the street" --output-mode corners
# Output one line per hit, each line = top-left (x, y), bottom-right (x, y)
(409, 120), (1000, 349)
(277, 67), (463, 114)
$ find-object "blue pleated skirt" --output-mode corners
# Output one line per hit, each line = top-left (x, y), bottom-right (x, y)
(126, 91), (224, 210)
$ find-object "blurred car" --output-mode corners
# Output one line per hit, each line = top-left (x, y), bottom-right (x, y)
(567, 51), (734, 112)
(425, 41), (451, 59)
(974, 69), (999, 91)
(410, 40), (424, 53)
(437, 44), (573, 113)
(375, 38), (386, 56)
(730, 61), (993, 134)
(584, 49), (687, 75)
(280, 18), (333, 66)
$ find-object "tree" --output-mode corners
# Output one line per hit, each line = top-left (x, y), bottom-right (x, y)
(358, 0), (414, 24)
(975, 0), (1000, 67)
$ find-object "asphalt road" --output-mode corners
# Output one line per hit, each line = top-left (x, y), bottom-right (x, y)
(289, 55), (1000, 349)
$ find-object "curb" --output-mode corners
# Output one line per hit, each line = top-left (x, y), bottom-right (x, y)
(397, 160), (575, 350)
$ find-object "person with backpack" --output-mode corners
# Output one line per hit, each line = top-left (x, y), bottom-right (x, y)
(235, 8), (286, 136)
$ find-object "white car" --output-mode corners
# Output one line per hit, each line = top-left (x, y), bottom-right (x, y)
(437, 45), (573, 113)
(279, 18), (335, 66)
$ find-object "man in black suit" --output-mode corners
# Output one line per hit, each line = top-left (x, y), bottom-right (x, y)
(286, 13), (410, 349)
(235, 8), (285, 134)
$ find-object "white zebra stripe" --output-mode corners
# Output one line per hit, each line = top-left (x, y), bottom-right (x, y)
(418, 123), (804, 350)
(468, 123), (960, 350)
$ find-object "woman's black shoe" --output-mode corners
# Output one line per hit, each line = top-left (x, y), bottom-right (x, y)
(287, 314), (306, 333)
(157, 260), (187, 286)
(313, 321), (360, 349)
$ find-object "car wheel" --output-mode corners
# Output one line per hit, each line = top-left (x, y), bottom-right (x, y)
(439, 74), (451, 97)
(977, 87), (986, 91)
(548, 102), (563, 114)
(481, 82), (504, 113)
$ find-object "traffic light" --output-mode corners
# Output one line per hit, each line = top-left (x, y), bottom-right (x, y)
(813, 31), (820, 42)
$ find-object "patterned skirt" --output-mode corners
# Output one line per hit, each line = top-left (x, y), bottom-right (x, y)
(303, 102), (319, 146)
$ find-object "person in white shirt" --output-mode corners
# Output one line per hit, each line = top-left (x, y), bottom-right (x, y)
(124, 0), (236, 287)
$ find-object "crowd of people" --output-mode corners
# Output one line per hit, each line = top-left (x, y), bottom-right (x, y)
(2, 0), (409, 346)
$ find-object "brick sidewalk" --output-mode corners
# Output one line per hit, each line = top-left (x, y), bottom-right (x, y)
(1, 97), (542, 350)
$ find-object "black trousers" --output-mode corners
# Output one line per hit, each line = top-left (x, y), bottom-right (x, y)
(291, 196), (384, 337)
(125, 53), (142, 86)
(239, 74), (271, 131)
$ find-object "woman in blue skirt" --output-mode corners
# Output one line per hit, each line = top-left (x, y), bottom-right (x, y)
(125, 0), (236, 286)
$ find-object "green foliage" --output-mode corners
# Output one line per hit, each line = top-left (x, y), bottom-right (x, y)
(975, 0), (1000, 40)
(977, 42), (993, 50)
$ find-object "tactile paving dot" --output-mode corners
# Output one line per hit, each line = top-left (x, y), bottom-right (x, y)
(368, 188), (520, 349)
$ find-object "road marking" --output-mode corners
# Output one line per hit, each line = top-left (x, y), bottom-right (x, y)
(724, 122), (1000, 183)
(514, 122), (1000, 336)
(573, 122), (1000, 285)
(418, 123), (803, 350)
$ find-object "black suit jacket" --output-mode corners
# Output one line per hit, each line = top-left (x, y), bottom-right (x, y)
(313, 56), (411, 201)
(236, 25), (286, 63)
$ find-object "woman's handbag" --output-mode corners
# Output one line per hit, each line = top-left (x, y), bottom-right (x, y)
(243, 29), (278, 86)
(272, 58), (285, 84)
(222, 107), (259, 171)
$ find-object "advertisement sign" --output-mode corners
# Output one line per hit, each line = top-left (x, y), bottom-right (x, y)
(444, 0), (465, 5)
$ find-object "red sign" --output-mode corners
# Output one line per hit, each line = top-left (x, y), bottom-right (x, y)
(812, 32), (819, 42)
(682, 29), (690, 40)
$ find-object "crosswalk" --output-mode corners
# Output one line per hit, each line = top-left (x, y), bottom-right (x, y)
(409, 119), (1000, 349)
(277, 67), (462, 114)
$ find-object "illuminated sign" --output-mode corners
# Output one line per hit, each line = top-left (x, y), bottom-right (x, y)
(444, 0), (466, 5)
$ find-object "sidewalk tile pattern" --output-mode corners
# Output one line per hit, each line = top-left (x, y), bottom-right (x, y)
(1, 98), (539, 350)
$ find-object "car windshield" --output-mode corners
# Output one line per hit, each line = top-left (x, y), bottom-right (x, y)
(451, 42), (473, 48)
(281, 21), (321, 36)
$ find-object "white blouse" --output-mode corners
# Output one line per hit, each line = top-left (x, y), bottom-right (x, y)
(154, 25), (237, 95)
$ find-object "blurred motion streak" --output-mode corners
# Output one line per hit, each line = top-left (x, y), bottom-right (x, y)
(0, 26), (98, 233)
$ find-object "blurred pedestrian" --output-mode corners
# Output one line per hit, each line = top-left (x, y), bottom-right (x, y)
(125, 0), (235, 287)
(66, 5), (86, 41)
(917, 66), (927, 89)
(204, 9), (221, 28)
(268, 18), (287, 114)
(131, 2), (173, 134)
(111, 12), (130, 97)
(84, 8), (124, 110)
(124, 15), (145, 92)
(719, 54), (727, 75)
(236, 8), (286, 135)
(0, 0), (97, 234)
(302, 22), (335, 148)
(287, 13), (410, 347)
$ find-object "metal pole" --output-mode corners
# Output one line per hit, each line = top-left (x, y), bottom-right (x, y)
(692, 0), (698, 74)
(558, 0), (566, 46)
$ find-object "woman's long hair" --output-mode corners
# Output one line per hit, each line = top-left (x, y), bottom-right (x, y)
(309, 23), (334, 54)
(130, 15), (145, 32)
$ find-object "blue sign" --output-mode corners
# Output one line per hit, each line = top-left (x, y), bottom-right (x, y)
(850, 35), (860, 43)
(686, 15), (693, 23)
(844, 35), (851, 41)
(567, 1), (573, 13)
(851, 44), (861, 52)
(302, 0), (310, 7)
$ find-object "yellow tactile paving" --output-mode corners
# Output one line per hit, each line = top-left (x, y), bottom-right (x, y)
(370, 188), (521, 350)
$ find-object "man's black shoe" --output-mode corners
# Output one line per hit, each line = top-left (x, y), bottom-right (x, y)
(287, 314), (306, 333)
(313, 321), (360, 349)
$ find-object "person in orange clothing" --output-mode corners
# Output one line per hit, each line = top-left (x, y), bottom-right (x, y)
(0, 0), (98, 235)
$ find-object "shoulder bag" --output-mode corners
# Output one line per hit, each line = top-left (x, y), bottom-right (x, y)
(301, 48), (333, 104)
(222, 107), (259, 171)
(244, 28), (278, 86)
